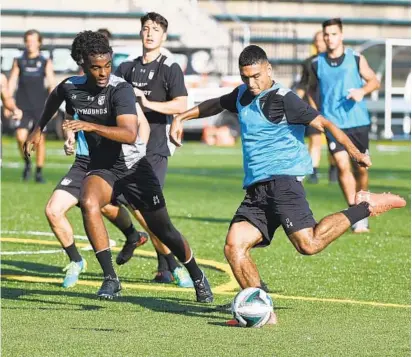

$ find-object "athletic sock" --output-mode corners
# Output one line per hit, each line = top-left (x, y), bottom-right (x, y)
(313, 167), (319, 175)
(63, 243), (82, 263)
(24, 156), (31, 167)
(183, 256), (203, 282)
(164, 253), (179, 272)
(341, 202), (371, 226)
(36, 166), (43, 174)
(121, 224), (140, 244)
(157, 252), (169, 272)
(96, 249), (117, 278)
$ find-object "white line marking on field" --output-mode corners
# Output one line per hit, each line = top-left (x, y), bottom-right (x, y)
(376, 144), (411, 152)
(0, 230), (116, 246)
(1, 249), (64, 255)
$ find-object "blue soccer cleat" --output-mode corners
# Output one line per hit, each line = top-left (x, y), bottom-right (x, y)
(62, 259), (87, 288)
(172, 266), (194, 288)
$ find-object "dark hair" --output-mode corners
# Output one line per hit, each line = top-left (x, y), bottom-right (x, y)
(24, 29), (43, 44)
(238, 45), (268, 67)
(71, 31), (112, 65)
(322, 18), (343, 30)
(140, 12), (168, 32)
(97, 28), (112, 40)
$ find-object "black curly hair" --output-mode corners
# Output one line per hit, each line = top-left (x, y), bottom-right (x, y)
(238, 45), (268, 67)
(71, 31), (113, 65)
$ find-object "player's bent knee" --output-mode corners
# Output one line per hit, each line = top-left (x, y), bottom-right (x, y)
(79, 196), (100, 214)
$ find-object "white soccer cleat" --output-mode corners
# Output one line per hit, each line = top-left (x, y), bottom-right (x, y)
(355, 190), (407, 217)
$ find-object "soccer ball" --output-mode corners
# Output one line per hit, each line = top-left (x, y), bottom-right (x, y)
(231, 287), (273, 328)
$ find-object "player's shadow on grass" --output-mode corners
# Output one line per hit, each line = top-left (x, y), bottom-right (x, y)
(1, 259), (154, 285)
(120, 294), (228, 321)
(1, 286), (103, 311)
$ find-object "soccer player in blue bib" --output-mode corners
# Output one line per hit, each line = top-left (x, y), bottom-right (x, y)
(308, 18), (381, 233)
(170, 45), (405, 325)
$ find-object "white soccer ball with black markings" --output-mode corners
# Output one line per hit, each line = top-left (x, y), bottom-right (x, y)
(231, 287), (273, 328)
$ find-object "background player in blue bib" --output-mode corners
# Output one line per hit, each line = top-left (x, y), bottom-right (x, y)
(308, 18), (381, 233)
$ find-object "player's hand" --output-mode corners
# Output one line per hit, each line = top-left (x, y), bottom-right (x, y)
(169, 117), (184, 147)
(23, 127), (42, 158)
(352, 152), (372, 168)
(133, 88), (149, 107)
(11, 108), (23, 121)
(346, 88), (365, 102)
(62, 119), (95, 133)
(64, 135), (75, 156)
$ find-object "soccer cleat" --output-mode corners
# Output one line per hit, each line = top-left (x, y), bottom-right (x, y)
(153, 270), (174, 283)
(115, 232), (149, 265)
(307, 173), (319, 184)
(172, 266), (194, 288)
(193, 273), (214, 303)
(22, 163), (32, 181)
(97, 275), (122, 300)
(226, 319), (240, 326)
(355, 190), (407, 217)
(62, 259), (87, 288)
(35, 173), (46, 184)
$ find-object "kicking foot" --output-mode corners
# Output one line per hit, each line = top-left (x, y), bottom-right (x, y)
(355, 190), (406, 216)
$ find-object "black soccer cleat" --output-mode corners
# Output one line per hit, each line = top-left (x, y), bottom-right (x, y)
(35, 173), (46, 184)
(193, 273), (214, 303)
(22, 163), (32, 181)
(97, 275), (122, 300)
(116, 232), (149, 265)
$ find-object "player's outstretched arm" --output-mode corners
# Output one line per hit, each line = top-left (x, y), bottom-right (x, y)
(309, 115), (372, 168)
(170, 97), (224, 146)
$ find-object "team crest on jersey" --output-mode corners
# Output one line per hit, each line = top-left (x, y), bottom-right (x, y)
(148, 70), (155, 80)
(60, 178), (72, 186)
(98, 95), (105, 106)
(37, 61), (42, 68)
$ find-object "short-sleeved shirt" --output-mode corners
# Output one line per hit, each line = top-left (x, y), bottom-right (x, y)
(15, 52), (48, 111)
(54, 74), (145, 172)
(296, 54), (321, 107)
(219, 83), (319, 126)
(115, 54), (188, 156)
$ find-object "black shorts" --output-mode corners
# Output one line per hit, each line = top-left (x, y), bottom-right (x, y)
(230, 177), (316, 247)
(146, 154), (168, 188)
(90, 157), (165, 212)
(326, 125), (369, 155)
(16, 110), (46, 132)
(54, 155), (89, 200)
(305, 125), (321, 137)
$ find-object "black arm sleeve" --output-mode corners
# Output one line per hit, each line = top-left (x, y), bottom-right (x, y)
(166, 63), (188, 99)
(219, 87), (239, 113)
(37, 82), (65, 130)
(283, 91), (320, 125)
(112, 83), (138, 116)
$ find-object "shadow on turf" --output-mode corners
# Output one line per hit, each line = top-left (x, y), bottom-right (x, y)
(1, 286), (103, 311)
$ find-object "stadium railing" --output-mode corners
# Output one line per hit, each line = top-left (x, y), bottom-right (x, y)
(212, 14), (411, 26)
